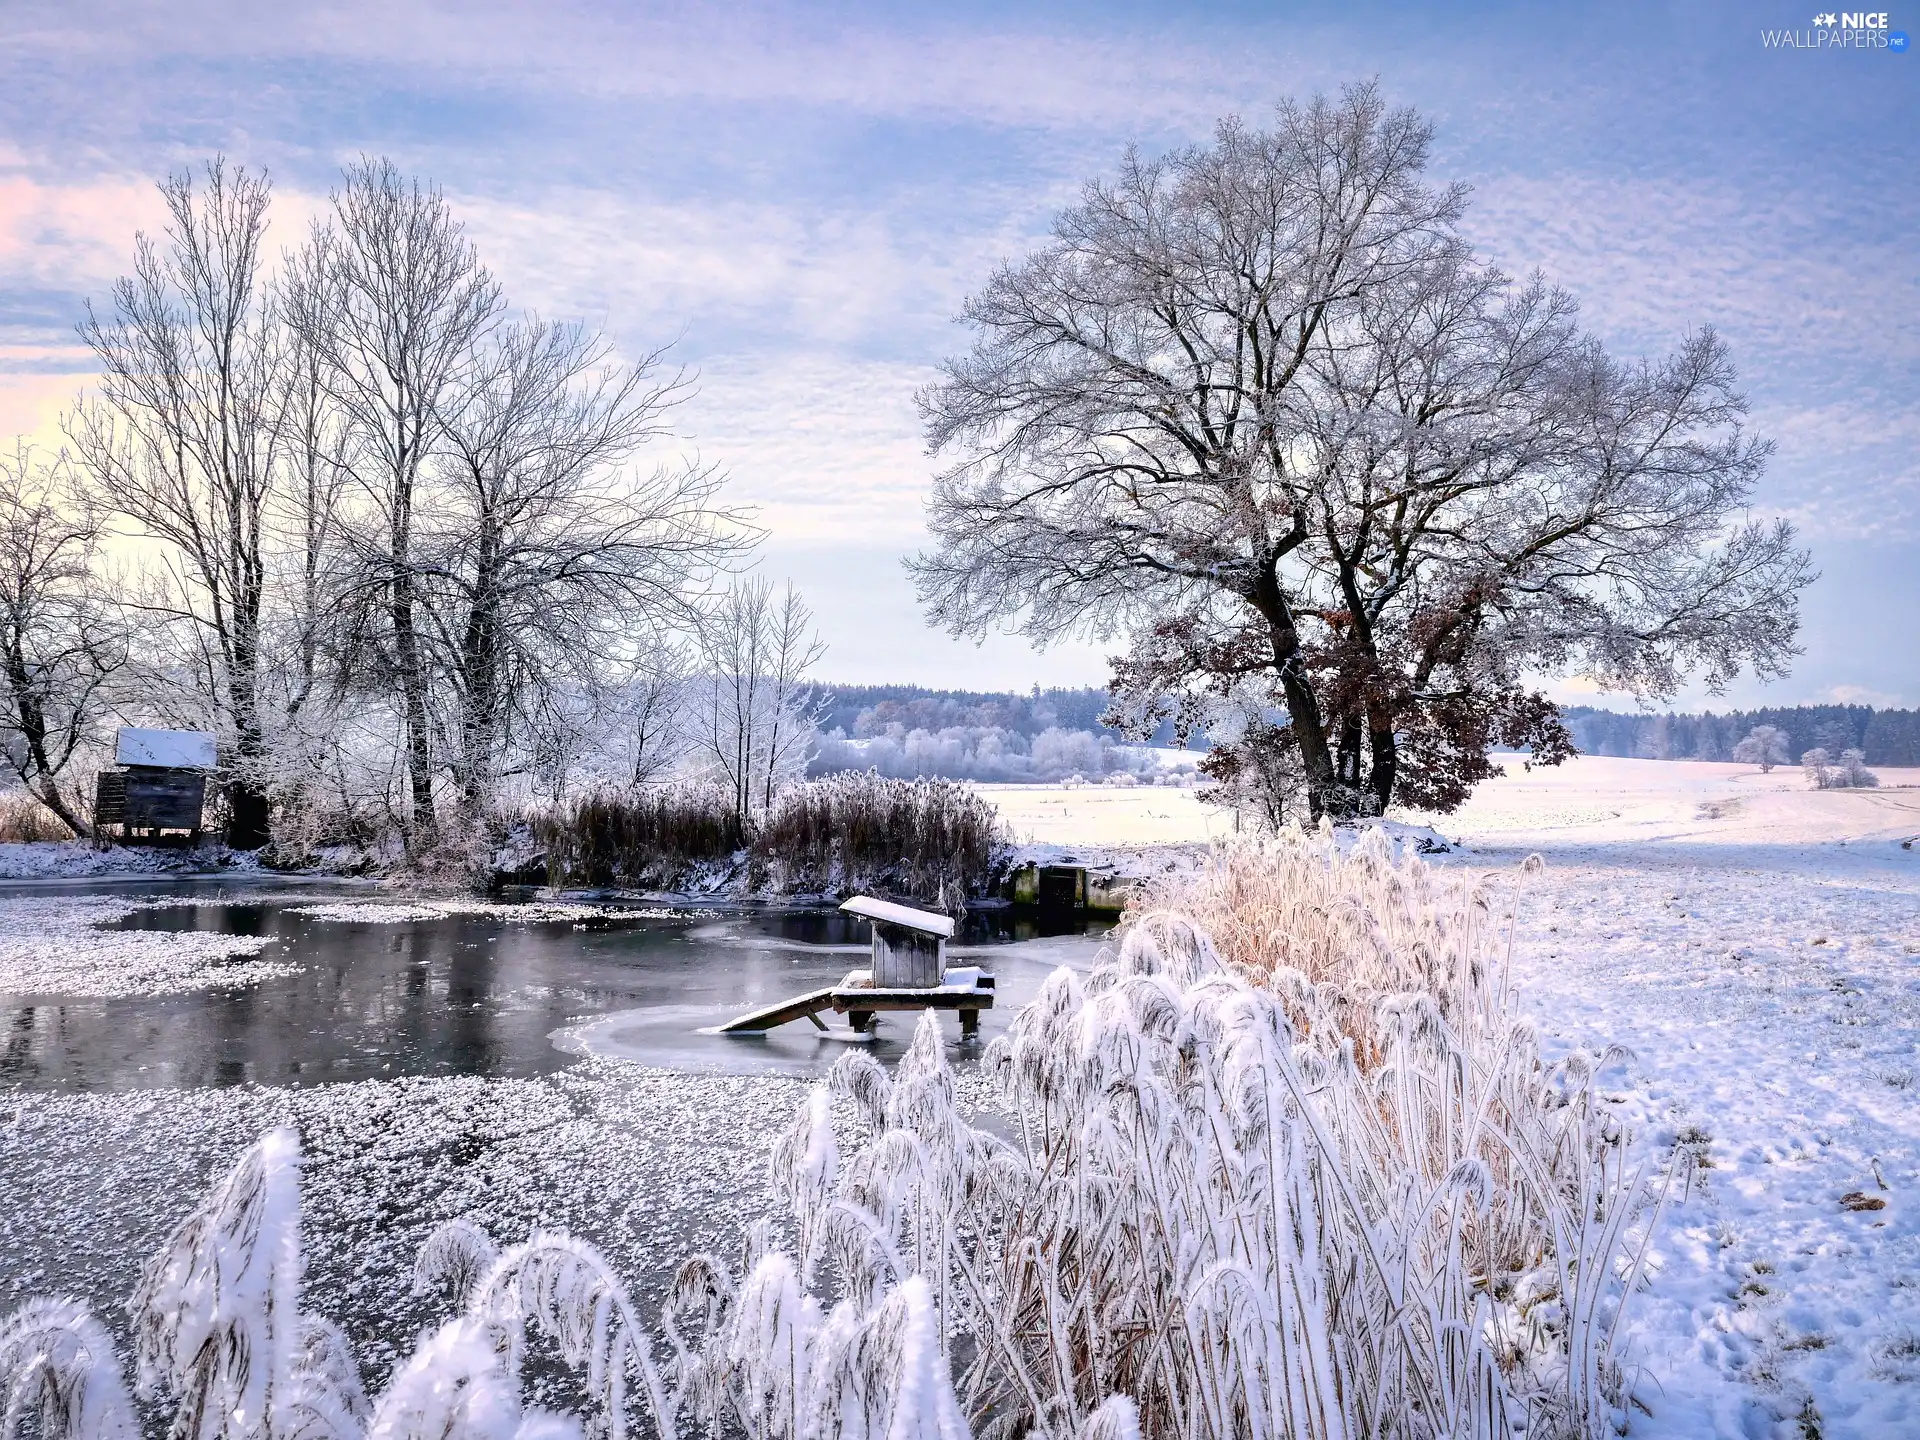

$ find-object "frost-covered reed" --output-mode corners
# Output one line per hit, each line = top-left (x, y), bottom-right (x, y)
(0, 831), (1667, 1440)
(670, 829), (1669, 1439)
(752, 772), (1004, 905)
(528, 772), (1003, 904)
(534, 785), (748, 888)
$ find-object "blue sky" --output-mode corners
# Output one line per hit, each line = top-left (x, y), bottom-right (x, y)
(1, 0), (1914, 706)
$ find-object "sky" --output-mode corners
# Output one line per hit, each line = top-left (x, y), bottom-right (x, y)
(1, 0), (1915, 708)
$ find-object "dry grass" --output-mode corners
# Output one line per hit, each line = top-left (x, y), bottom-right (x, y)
(752, 771), (1004, 905)
(533, 784), (747, 887)
(0, 788), (77, 842)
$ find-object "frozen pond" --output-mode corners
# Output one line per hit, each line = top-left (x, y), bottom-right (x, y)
(0, 879), (1109, 1374)
(0, 881), (1108, 1090)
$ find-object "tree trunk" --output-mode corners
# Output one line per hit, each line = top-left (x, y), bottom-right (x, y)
(2, 641), (87, 838)
(1366, 705), (1397, 816)
(1252, 569), (1345, 820)
(392, 566), (435, 843)
(225, 628), (273, 848)
(458, 542), (502, 815)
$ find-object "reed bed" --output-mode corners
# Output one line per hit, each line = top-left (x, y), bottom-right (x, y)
(533, 785), (747, 887)
(531, 773), (1003, 904)
(0, 830), (1670, 1440)
(0, 788), (78, 841)
(752, 771), (1004, 904)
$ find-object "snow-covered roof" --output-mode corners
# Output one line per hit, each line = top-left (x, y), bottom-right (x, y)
(838, 895), (956, 938)
(116, 727), (218, 769)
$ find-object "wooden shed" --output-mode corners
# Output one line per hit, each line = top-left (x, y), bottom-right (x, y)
(839, 895), (955, 987)
(95, 728), (215, 844)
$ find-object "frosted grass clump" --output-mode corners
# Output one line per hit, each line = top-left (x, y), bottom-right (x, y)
(0, 1134), (964, 1440)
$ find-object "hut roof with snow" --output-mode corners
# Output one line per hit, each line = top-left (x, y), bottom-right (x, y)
(116, 728), (217, 769)
(837, 895), (957, 938)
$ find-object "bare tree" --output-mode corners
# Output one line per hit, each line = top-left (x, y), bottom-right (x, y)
(424, 317), (748, 814)
(288, 157), (503, 847)
(690, 578), (825, 821)
(0, 447), (127, 835)
(756, 583), (827, 811)
(912, 85), (1813, 821)
(1732, 723), (1789, 772)
(622, 642), (690, 789)
(70, 159), (283, 845)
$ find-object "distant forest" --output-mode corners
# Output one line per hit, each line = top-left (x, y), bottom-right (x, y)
(1561, 704), (1920, 766)
(814, 684), (1184, 747)
(814, 684), (1920, 768)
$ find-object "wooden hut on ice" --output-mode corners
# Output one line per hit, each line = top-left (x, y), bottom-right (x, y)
(720, 895), (994, 1038)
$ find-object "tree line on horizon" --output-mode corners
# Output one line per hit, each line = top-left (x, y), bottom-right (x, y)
(1561, 702), (1920, 768)
(808, 685), (1920, 775)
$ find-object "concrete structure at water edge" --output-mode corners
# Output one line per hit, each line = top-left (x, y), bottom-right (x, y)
(719, 894), (995, 1039)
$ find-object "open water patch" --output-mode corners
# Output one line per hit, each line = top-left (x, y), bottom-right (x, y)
(0, 885), (1108, 1090)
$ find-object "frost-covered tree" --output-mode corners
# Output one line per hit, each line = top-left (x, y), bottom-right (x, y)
(1731, 723), (1790, 772)
(423, 318), (745, 815)
(912, 84), (1812, 821)
(1804, 745), (1878, 790)
(689, 579), (826, 821)
(71, 160), (287, 846)
(1840, 747), (1879, 788)
(0, 446), (126, 836)
(288, 158), (504, 847)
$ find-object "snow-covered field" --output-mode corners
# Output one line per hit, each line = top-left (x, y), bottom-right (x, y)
(978, 779), (1243, 845)
(996, 757), (1920, 1434)
(3, 755), (1917, 1435)
(1440, 758), (1920, 1437)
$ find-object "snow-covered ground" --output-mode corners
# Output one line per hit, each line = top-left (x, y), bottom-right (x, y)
(977, 780), (1243, 845)
(0, 839), (265, 880)
(1000, 757), (1920, 1433)
(0, 894), (297, 996)
(3, 755), (1917, 1434)
(1428, 757), (1920, 1437)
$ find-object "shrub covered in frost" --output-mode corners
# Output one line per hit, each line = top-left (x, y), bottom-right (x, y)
(1801, 747), (1879, 790)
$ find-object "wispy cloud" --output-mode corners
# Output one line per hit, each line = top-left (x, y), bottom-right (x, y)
(0, 0), (1913, 696)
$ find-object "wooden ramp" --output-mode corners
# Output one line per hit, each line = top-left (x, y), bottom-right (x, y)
(720, 969), (996, 1038)
(716, 987), (839, 1034)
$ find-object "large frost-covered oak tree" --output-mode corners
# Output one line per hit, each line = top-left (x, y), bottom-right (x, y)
(911, 85), (1812, 819)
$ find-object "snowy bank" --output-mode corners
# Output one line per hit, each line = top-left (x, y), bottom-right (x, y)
(0, 840), (264, 881)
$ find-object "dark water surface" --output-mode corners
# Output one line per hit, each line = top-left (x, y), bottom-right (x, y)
(0, 882), (1107, 1092)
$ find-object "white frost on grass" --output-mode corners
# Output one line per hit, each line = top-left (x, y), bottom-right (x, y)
(288, 901), (719, 925)
(0, 896), (293, 998)
(0, 1061), (807, 1383)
